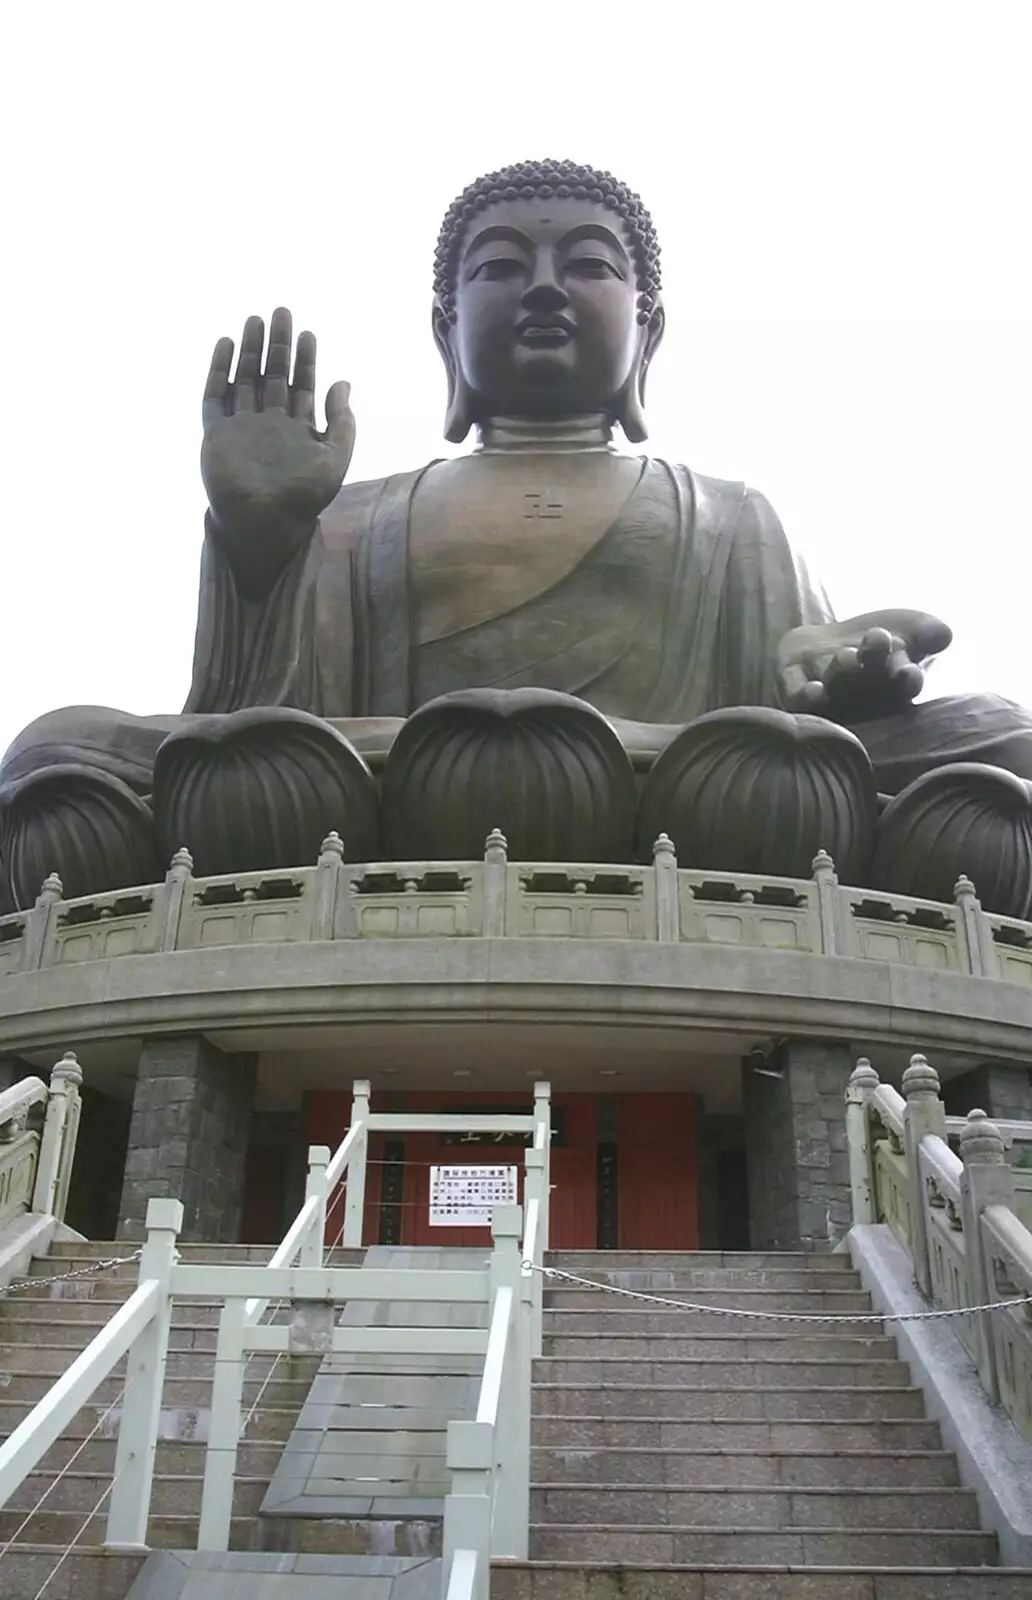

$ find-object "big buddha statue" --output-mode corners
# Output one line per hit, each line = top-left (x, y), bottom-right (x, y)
(3, 159), (1032, 916)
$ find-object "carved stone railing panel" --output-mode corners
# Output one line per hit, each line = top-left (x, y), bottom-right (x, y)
(981, 1204), (1032, 1441)
(678, 869), (818, 953)
(175, 868), (315, 949)
(842, 888), (960, 970)
(48, 889), (157, 966)
(340, 862), (484, 939)
(510, 863), (652, 940)
(0, 916), (28, 976)
(986, 915), (1032, 986)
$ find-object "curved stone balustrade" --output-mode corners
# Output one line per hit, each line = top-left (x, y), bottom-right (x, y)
(0, 831), (1030, 988)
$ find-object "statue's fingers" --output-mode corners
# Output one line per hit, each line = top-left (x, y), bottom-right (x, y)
(781, 663), (828, 711)
(324, 380), (355, 456)
(233, 314), (265, 412)
(202, 335), (234, 426)
(291, 330), (317, 422)
(887, 652), (924, 702)
(823, 646), (860, 689)
(857, 627), (895, 670)
(263, 306), (292, 410)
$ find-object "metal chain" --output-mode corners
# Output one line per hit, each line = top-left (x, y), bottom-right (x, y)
(0, 1251), (143, 1299)
(526, 1262), (1032, 1324)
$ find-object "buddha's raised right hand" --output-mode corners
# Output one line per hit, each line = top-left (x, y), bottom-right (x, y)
(201, 307), (355, 596)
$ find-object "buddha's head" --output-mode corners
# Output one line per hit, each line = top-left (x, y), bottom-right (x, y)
(432, 159), (665, 444)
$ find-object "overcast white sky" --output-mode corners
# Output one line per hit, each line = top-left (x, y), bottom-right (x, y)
(2, 2), (1030, 756)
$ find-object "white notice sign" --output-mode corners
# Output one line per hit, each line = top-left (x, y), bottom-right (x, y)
(429, 1164), (518, 1227)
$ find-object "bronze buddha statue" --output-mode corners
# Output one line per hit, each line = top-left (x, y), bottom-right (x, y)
(3, 159), (1031, 914)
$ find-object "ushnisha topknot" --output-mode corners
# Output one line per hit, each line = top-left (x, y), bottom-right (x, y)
(434, 159), (661, 326)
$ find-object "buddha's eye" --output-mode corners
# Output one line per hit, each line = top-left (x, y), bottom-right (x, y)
(471, 257), (526, 281)
(565, 255), (622, 279)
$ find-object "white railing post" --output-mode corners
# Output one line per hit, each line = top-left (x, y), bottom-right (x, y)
(489, 1203), (529, 1560)
(653, 833), (680, 941)
(198, 1295), (248, 1550)
(533, 1081), (552, 1253)
(902, 1054), (948, 1297)
(443, 1421), (493, 1600)
(106, 1197), (182, 1550)
(23, 872), (63, 971)
(959, 1109), (1014, 1403)
(341, 1080), (370, 1247)
(845, 1058), (880, 1225)
(300, 1144), (331, 1268)
(523, 1146), (546, 1357)
(32, 1051), (84, 1220)
(483, 828), (508, 937)
(312, 832), (344, 940)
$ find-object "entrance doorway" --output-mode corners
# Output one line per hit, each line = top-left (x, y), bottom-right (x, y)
(306, 1090), (699, 1251)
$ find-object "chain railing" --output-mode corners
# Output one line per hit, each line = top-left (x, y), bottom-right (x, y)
(847, 1051), (1032, 1444)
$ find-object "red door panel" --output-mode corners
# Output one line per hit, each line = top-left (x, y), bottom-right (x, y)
(616, 1093), (698, 1249)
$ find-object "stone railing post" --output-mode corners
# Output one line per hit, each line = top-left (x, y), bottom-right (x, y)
(341, 1079), (370, 1247)
(653, 833), (680, 942)
(106, 1196), (183, 1550)
(953, 875), (999, 978)
(311, 832), (344, 941)
(443, 1420), (493, 1600)
(300, 1144), (331, 1268)
(32, 1052), (84, 1221)
(845, 1058), (880, 1226)
(22, 873), (63, 972)
(523, 1145), (547, 1356)
(156, 847), (194, 952)
(483, 828), (508, 937)
(811, 850), (843, 956)
(902, 1054), (948, 1297)
(959, 1108), (1014, 1402)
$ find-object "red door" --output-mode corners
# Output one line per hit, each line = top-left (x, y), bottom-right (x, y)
(616, 1093), (699, 1249)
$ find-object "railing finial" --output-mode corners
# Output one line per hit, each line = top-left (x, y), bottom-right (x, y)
(812, 848), (836, 879)
(49, 1050), (82, 1088)
(318, 830), (344, 864)
(902, 1052), (941, 1101)
(848, 1057), (879, 1092)
(959, 1107), (1007, 1166)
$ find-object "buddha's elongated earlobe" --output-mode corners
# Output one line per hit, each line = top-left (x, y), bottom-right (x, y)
(615, 302), (665, 445)
(432, 302), (473, 444)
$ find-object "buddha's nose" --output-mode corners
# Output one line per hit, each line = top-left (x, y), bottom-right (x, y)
(522, 256), (569, 312)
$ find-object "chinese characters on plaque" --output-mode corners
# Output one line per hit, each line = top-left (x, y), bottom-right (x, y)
(429, 1164), (518, 1227)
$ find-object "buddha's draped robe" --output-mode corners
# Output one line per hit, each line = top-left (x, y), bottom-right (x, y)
(3, 460), (1031, 794)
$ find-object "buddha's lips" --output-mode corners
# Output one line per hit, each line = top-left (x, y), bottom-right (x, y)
(517, 319), (575, 346)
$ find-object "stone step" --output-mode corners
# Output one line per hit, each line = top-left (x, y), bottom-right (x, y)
(544, 1312), (896, 1349)
(547, 1252), (854, 1271)
(494, 1563), (1032, 1599)
(533, 1384), (928, 1420)
(31, 1435), (284, 1475)
(531, 1415), (944, 1451)
(543, 1335), (901, 1362)
(531, 1446), (959, 1488)
(528, 1526), (997, 1566)
(0, 1397), (300, 1441)
(7, 1469), (270, 1519)
(547, 1267), (864, 1291)
(0, 1370), (311, 1408)
(530, 1485), (981, 1530)
(0, 1318), (277, 1350)
(533, 1356), (910, 1387)
(544, 1288), (873, 1316)
(0, 1545), (145, 1600)
(0, 1508), (443, 1556)
(0, 1346), (301, 1380)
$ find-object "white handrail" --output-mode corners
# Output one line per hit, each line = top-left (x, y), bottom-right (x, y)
(0, 1279), (159, 1508)
(0, 1077), (47, 1126)
(242, 1193), (323, 1326)
(325, 1120), (365, 1192)
(475, 1286), (514, 1427)
(445, 1548), (479, 1600)
(919, 1132), (963, 1203)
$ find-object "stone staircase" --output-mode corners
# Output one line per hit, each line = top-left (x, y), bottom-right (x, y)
(495, 1249), (1032, 1599)
(0, 1238), (361, 1599)
(1, 1243), (1030, 1599)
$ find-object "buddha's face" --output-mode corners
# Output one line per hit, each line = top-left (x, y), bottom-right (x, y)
(447, 196), (647, 423)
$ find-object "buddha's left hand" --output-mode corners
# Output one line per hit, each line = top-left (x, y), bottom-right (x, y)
(777, 610), (953, 722)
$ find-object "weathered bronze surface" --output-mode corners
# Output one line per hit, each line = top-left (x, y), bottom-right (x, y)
(3, 158), (1031, 907)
